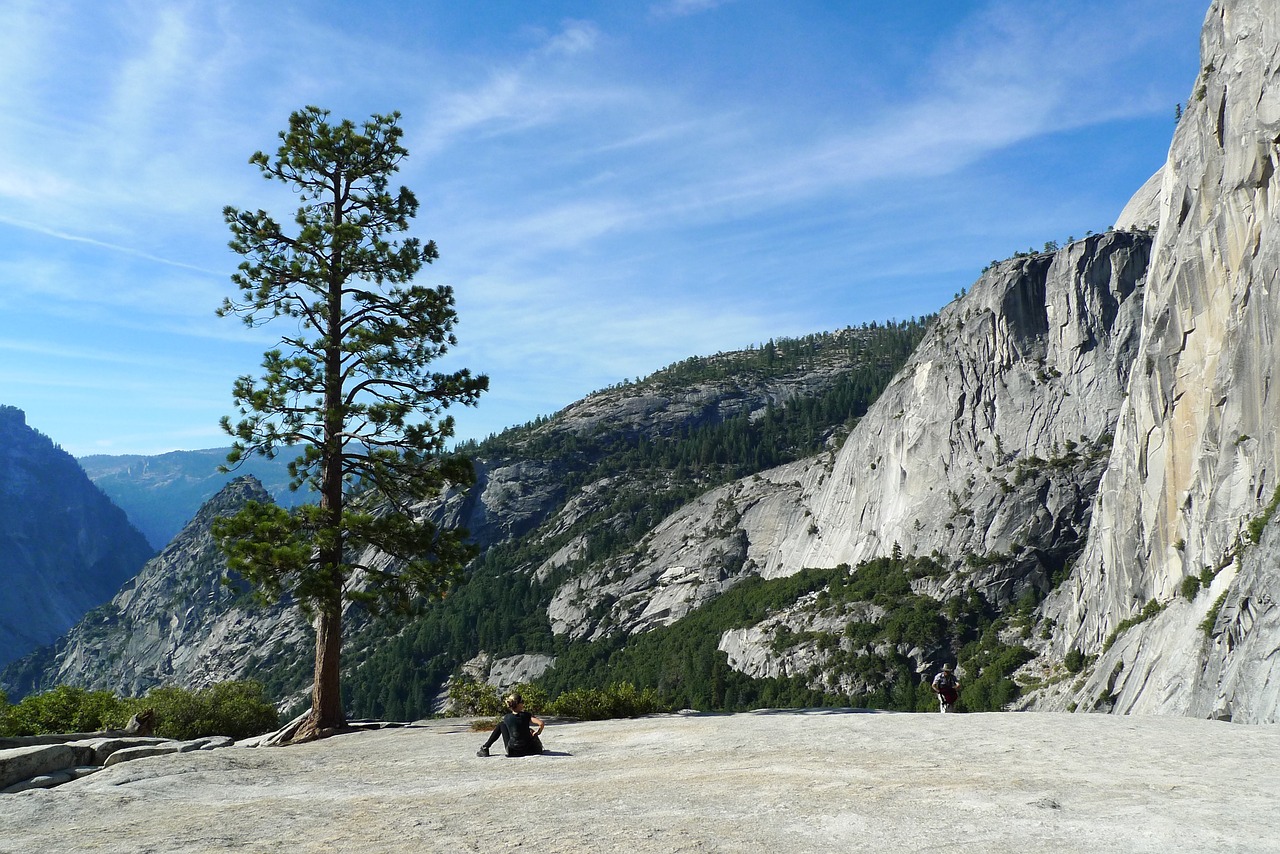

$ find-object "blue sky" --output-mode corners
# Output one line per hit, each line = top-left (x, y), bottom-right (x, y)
(1, 0), (1207, 457)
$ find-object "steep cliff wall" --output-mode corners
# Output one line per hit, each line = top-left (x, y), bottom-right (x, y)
(0, 406), (154, 670)
(1034, 0), (1280, 722)
(549, 232), (1152, 641)
(0, 477), (307, 701)
(784, 234), (1148, 575)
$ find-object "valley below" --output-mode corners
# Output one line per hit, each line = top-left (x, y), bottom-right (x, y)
(2, 710), (1277, 853)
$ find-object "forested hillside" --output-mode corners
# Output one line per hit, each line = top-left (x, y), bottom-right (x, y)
(341, 321), (933, 718)
(337, 227), (1152, 721)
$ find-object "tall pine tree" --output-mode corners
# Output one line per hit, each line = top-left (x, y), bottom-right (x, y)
(214, 107), (487, 741)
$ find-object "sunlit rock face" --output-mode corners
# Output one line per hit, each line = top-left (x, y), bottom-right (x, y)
(780, 232), (1149, 576)
(1034, 0), (1280, 722)
(549, 231), (1152, 642)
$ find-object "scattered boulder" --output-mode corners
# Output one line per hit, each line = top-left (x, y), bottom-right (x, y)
(1, 731), (241, 794)
(0, 744), (95, 791)
(2, 770), (77, 795)
(182, 736), (235, 752)
(125, 708), (156, 736)
(66, 737), (170, 766)
(103, 743), (183, 768)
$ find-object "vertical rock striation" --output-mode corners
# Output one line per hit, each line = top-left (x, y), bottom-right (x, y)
(784, 233), (1149, 577)
(1037, 0), (1280, 722)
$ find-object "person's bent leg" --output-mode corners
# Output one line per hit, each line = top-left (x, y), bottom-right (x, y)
(477, 722), (504, 756)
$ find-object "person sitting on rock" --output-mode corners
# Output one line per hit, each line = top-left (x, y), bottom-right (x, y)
(477, 692), (545, 757)
(931, 663), (960, 713)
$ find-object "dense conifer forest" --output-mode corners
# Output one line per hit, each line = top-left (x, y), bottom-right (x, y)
(334, 319), (1056, 720)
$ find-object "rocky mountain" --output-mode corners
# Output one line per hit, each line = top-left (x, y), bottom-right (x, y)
(78, 448), (309, 550)
(3, 323), (933, 710)
(1030, 0), (1280, 723)
(14, 0), (1280, 726)
(523, 0), (1280, 724)
(334, 251), (1151, 716)
(547, 230), (1149, 646)
(0, 477), (306, 701)
(0, 406), (154, 672)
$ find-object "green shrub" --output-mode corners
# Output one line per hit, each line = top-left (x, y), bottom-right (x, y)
(958, 644), (1036, 711)
(1180, 575), (1202, 599)
(1200, 592), (1228, 636)
(547, 682), (665, 720)
(1102, 599), (1165, 652)
(447, 676), (504, 716)
(1246, 485), (1280, 544)
(0, 686), (131, 737)
(1063, 648), (1086, 674)
(0, 682), (278, 740)
(448, 678), (551, 717)
(137, 681), (279, 740)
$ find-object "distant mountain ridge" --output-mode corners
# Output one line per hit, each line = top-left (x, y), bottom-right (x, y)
(13, 0), (1280, 728)
(78, 448), (310, 549)
(0, 406), (154, 671)
(0, 476), (305, 701)
(3, 322), (932, 711)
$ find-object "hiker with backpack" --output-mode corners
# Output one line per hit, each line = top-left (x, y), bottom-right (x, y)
(931, 663), (960, 712)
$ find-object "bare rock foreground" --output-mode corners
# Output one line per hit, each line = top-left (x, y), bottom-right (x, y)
(1, 710), (1277, 853)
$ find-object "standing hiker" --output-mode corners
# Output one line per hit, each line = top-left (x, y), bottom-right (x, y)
(931, 663), (960, 713)
(477, 691), (545, 757)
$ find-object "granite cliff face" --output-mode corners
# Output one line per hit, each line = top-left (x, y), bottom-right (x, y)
(18, 0), (1280, 724)
(779, 233), (1147, 575)
(0, 407), (153, 671)
(1032, 0), (1280, 722)
(547, 232), (1151, 644)
(561, 0), (1280, 723)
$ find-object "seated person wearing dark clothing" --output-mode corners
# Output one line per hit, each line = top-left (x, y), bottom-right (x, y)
(477, 692), (545, 757)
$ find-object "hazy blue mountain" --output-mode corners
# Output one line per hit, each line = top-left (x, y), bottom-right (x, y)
(0, 476), (303, 702)
(0, 405), (154, 670)
(78, 448), (312, 550)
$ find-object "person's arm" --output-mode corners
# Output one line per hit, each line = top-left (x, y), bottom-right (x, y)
(530, 715), (545, 735)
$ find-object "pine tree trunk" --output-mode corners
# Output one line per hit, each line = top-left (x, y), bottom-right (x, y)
(311, 602), (344, 731)
(303, 172), (349, 741)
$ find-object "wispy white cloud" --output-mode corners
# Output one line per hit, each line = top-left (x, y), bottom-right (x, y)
(649, 0), (739, 20)
(0, 0), (1205, 455)
(415, 24), (627, 156)
(440, 0), (1189, 255)
(0, 215), (226, 276)
(541, 20), (601, 56)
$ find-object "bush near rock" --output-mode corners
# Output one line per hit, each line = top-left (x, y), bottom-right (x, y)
(0, 682), (278, 741)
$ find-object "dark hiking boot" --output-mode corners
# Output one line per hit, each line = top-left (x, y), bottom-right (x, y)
(476, 747), (490, 757)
